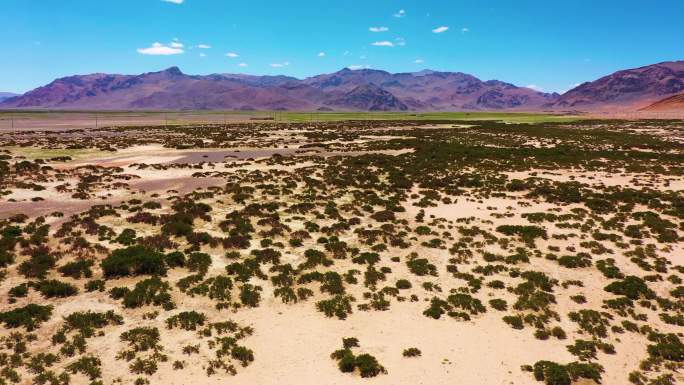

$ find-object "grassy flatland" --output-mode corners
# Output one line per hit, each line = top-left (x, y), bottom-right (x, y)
(277, 111), (583, 123)
(0, 110), (583, 129)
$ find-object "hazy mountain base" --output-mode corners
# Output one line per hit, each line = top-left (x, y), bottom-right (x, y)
(0, 119), (682, 385)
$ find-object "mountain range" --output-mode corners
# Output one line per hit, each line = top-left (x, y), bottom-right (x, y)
(0, 92), (19, 102)
(1, 61), (683, 112)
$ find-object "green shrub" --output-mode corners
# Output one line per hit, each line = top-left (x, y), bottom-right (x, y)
(343, 337), (360, 349)
(239, 284), (262, 307)
(496, 225), (547, 245)
(406, 258), (437, 276)
(115, 229), (137, 245)
(317, 295), (355, 319)
(503, 315), (524, 330)
(58, 259), (94, 279)
(166, 311), (206, 331)
(8, 283), (29, 299)
(32, 279), (79, 298)
(604, 276), (654, 300)
(423, 297), (449, 319)
(111, 277), (175, 310)
(60, 310), (123, 337)
(0, 304), (53, 330)
(186, 252), (212, 275)
(231, 346), (255, 367)
(447, 293), (486, 315)
(18, 251), (56, 279)
(568, 310), (611, 338)
(355, 354), (387, 377)
(531, 360), (603, 385)
(402, 347), (421, 357)
(330, 338), (387, 377)
(489, 298), (508, 311)
(120, 327), (161, 352)
(85, 279), (106, 292)
(557, 253), (592, 269)
(647, 333), (684, 362)
(596, 259), (623, 279)
(164, 251), (186, 268)
(66, 355), (102, 380)
(101, 245), (167, 278)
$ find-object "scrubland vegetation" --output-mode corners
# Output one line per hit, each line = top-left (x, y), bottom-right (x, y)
(0, 117), (682, 384)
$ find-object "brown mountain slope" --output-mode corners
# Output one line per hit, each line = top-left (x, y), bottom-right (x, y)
(552, 61), (684, 110)
(324, 83), (408, 111)
(640, 93), (684, 112)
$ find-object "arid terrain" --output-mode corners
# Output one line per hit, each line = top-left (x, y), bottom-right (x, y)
(0, 117), (682, 385)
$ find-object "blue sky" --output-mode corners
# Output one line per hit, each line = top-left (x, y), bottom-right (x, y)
(2, 0), (683, 93)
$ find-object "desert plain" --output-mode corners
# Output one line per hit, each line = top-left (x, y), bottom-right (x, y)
(0, 115), (682, 385)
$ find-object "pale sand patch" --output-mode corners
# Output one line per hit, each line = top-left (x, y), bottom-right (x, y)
(129, 301), (572, 385)
(505, 169), (684, 191)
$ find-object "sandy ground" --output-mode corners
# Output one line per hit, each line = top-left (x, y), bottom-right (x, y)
(1, 121), (683, 385)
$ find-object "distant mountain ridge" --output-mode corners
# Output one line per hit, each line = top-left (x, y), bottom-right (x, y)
(2, 60), (683, 111)
(0, 92), (19, 102)
(551, 61), (684, 110)
(0, 67), (558, 111)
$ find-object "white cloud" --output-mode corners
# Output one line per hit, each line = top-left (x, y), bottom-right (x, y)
(348, 64), (370, 70)
(372, 41), (394, 47)
(393, 9), (406, 18)
(395, 37), (406, 46)
(270, 61), (290, 68)
(461, 27), (470, 33)
(526, 84), (544, 92)
(225, 52), (239, 58)
(199, 52), (206, 57)
(170, 41), (184, 48)
(369, 26), (389, 32)
(432, 26), (449, 33)
(318, 52), (326, 57)
(238, 63), (248, 67)
(137, 42), (184, 55)
(414, 59), (424, 64)
(162, 0), (184, 3)
(197, 44), (211, 49)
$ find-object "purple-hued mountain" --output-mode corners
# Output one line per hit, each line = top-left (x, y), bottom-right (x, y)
(4, 61), (682, 111)
(551, 61), (684, 111)
(0, 67), (559, 111)
(0, 92), (19, 102)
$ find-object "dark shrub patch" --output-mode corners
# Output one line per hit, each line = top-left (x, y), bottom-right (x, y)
(0, 304), (53, 331)
(110, 277), (175, 310)
(604, 276), (654, 300)
(58, 259), (94, 279)
(317, 295), (355, 319)
(186, 252), (212, 275)
(101, 245), (167, 278)
(18, 249), (56, 279)
(406, 257), (437, 276)
(32, 279), (79, 298)
(496, 225), (547, 245)
(531, 360), (603, 385)
(166, 311), (206, 331)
